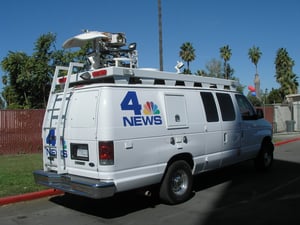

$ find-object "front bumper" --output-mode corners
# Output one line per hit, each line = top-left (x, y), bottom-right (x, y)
(33, 170), (116, 199)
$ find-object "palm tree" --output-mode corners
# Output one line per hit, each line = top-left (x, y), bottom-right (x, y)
(195, 69), (207, 76)
(248, 46), (262, 98)
(275, 48), (298, 98)
(220, 45), (232, 79)
(179, 42), (195, 74)
(248, 46), (262, 75)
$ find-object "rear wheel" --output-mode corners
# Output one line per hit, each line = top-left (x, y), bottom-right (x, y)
(159, 160), (193, 205)
(255, 139), (274, 171)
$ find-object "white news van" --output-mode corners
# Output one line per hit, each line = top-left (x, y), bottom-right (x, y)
(34, 31), (274, 204)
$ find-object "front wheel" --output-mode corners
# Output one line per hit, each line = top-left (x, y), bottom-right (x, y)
(255, 139), (274, 171)
(159, 160), (193, 205)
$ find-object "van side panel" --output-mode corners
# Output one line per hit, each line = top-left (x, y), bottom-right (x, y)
(96, 88), (207, 191)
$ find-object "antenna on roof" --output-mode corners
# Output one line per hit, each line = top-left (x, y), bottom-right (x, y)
(175, 61), (184, 73)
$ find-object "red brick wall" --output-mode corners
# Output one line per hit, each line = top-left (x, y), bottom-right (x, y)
(256, 106), (275, 131)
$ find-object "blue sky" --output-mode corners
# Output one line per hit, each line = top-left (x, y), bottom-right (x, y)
(1, 0), (300, 95)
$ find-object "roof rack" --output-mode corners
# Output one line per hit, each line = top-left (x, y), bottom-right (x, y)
(55, 63), (238, 91)
(54, 31), (238, 91)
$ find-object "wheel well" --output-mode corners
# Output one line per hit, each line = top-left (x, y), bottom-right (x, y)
(260, 136), (274, 153)
(166, 153), (194, 171)
(263, 136), (274, 147)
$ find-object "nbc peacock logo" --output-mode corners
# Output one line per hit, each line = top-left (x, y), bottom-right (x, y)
(143, 101), (160, 115)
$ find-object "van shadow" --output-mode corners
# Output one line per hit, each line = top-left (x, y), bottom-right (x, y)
(50, 187), (161, 218)
(195, 159), (300, 225)
(50, 159), (300, 221)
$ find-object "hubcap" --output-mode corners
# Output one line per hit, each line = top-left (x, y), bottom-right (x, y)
(171, 170), (188, 195)
(264, 152), (272, 166)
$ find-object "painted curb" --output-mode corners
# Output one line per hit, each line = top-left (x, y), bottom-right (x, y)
(0, 189), (64, 206)
(274, 137), (300, 146)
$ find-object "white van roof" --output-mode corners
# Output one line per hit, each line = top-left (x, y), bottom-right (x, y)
(55, 64), (239, 91)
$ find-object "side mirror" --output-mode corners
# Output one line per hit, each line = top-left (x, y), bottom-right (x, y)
(256, 108), (264, 119)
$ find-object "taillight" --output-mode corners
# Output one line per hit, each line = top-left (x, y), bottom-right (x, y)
(58, 77), (67, 83)
(99, 141), (114, 165)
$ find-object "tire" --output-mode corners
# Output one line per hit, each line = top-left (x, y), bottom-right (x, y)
(159, 160), (193, 205)
(254, 139), (274, 171)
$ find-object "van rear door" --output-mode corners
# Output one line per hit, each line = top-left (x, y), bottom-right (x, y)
(65, 89), (100, 176)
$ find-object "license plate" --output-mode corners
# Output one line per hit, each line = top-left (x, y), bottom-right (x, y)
(77, 148), (88, 158)
(71, 143), (89, 161)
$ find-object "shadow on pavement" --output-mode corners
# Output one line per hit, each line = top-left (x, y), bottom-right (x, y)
(197, 159), (300, 225)
(50, 186), (161, 218)
(50, 158), (300, 223)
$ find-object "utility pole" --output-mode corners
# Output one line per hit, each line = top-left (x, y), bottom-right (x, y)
(158, 0), (163, 71)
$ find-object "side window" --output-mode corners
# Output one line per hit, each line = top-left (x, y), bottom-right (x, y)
(235, 94), (256, 120)
(216, 93), (236, 121)
(200, 92), (219, 122)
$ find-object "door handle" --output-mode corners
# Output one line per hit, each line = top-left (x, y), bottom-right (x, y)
(224, 133), (228, 144)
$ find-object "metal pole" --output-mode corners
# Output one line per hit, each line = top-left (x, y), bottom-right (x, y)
(158, 0), (163, 71)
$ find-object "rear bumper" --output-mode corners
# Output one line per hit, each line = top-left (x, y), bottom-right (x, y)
(33, 170), (116, 199)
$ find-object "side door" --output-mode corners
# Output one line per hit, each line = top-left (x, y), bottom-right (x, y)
(234, 94), (261, 160)
(215, 92), (241, 166)
(200, 92), (223, 171)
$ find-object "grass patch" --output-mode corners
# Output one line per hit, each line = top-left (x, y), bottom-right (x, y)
(0, 153), (46, 198)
